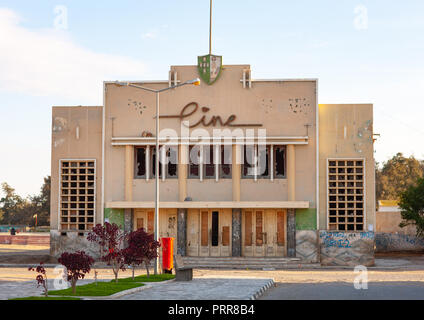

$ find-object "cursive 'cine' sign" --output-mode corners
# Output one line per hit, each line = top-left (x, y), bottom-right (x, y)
(158, 102), (262, 128)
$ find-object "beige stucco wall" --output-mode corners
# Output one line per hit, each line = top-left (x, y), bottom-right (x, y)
(318, 104), (375, 231)
(50, 106), (103, 230)
(104, 65), (317, 208)
(376, 210), (416, 235)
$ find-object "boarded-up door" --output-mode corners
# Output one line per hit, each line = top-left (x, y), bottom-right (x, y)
(255, 210), (265, 256)
(200, 210), (209, 256)
(243, 209), (278, 257)
(187, 209), (199, 256)
(147, 210), (154, 234)
(276, 210), (286, 256)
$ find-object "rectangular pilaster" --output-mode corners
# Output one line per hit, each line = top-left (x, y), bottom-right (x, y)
(124, 208), (133, 233)
(287, 144), (295, 201)
(125, 145), (134, 201)
(178, 144), (188, 201)
(232, 144), (241, 201)
(232, 208), (242, 257)
(287, 208), (296, 257)
(177, 208), (187, 256)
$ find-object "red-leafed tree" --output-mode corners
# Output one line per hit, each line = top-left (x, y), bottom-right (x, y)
(58, 251), (94, 294)
(123, 228), (160, 279)
(87, 222), (127, 283)
(28, 262), (48, 297)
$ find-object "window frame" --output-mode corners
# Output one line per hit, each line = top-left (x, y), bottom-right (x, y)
(134, 146), (147, 179)
(326, 158), (366, 232)
(273, 145), (287, 179)
(58, 159), (96, 233)
(241, 144), (271, 180)
(219, 144), (232, 179)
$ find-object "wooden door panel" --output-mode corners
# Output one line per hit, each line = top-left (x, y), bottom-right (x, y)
(201, 211), (208, 246)
(147, 211), (154, 234)
(277, 211), (285, 246)
(256, 211), (263, 246)
(244, 211), (252, 246)
(222, 226), (230, 246)
(136, 218), (144, 230)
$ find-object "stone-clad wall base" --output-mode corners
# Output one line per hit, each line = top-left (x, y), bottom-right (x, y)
(319, 231), (375, 267)
(376, 232), (424, 252)
(50, 230), (101, 258)
(296, 230), (319, 263)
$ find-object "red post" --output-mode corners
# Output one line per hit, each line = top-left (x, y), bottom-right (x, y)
(161, 237), (174, 274)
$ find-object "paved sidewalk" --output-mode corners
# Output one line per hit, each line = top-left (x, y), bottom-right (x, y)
(115, 278), (274, 300)
(0, 279), (95, 300)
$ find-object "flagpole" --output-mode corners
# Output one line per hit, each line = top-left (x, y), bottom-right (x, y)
(209, 0), (212, 55)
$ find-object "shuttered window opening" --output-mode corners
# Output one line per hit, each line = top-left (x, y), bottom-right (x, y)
(328, 159), (365, 231)
(60, 160), (95, 232)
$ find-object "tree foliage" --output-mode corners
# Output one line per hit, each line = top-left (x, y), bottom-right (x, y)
(28, 262), (49, 297)
(398, 177), (424, 237)
(123, 228), (160, 279)
(87, 222), (127, 283)
(58, 251), (95, 294)
(376, 153), (424, 201)
(0, 177), (50, 226)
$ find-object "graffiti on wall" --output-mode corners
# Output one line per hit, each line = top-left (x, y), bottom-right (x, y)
(319, 231), (375, 267)
(375, 232), (424, 252)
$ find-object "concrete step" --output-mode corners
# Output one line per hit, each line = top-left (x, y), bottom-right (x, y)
(181, 256), (302, 269)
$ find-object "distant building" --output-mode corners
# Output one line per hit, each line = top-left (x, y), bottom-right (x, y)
(376, 200), (424, 252)
(50, 60), (376, 266)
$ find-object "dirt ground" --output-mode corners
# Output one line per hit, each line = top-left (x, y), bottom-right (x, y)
(0, 244), (56, 264)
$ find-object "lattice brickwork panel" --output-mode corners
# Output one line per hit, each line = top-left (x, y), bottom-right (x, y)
(328, 159), (364, 231)
(60, 160), (96, 231)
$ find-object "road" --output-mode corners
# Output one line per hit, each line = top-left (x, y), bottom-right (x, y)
(260, 281), (424, 300)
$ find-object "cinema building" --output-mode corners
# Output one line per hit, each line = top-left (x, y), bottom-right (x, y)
(50, 61), (376, 266)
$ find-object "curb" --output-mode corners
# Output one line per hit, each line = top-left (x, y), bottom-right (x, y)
(249, 279), (275, 300)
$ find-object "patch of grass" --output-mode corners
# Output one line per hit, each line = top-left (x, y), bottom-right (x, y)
(115, 273), (175, 283)
(10, 296), (81, 300)
(48, 281), (144, 297)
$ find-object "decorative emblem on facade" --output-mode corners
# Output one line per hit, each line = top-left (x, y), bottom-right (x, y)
(197, 54), (222, 85)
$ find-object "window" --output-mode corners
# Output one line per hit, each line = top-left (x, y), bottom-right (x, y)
(257, 146), (270, 178)
(135, 146), (178, 179)
(189, 145), (200, 178)
(165, 146), (178, 178)
(242, 145), (255, 178)
(220, 145), (232, 178)
(328, 159), (365, 231)
(60, 160), (95, 231)
(203, 146), (215, 179)
(135, 147), (146, 178)
(242, 145), (270, 179)
(274, 146), (286, 178)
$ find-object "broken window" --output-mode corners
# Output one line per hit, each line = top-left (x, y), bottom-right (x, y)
(242, 145), (255, 178)
(274, 146), (286, 178)
(60, 160), (95, 232)
(165, 146), (178, 178)
(203, 145), (215, 179)
(135, 147), (146, 178)
(257, 145), (270, 178)
(189, 145), (200, 178)
(219, 145), (232, 178)
(150, 147), (162, 178)
(242, 145), (270, 179)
